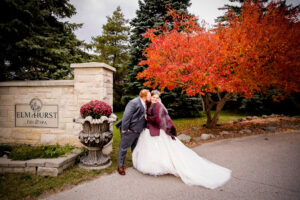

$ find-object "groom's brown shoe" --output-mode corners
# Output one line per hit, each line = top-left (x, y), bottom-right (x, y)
(118, 166), (126, 175)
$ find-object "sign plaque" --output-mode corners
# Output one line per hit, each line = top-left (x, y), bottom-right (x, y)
(15, 98), (59, 128)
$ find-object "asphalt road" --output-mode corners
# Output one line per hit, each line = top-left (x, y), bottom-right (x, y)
(42, 131), (300, 200)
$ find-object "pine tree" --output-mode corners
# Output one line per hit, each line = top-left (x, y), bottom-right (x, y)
(92, 6), (130, 111)
(0, 0), (93, 81)
(124, 0), (202, 118)
(215, 0), (295, 24)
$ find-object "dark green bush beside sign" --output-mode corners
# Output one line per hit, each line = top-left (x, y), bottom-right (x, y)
(15, 98), (59, 128)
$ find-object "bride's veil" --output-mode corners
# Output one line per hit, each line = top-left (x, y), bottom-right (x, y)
(158, 98), (168, 113)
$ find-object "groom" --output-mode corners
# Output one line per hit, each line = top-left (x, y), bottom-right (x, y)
(116, 89), (151, 175)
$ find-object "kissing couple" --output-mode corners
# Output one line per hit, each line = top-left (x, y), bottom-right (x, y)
(116, 89), (231, 189)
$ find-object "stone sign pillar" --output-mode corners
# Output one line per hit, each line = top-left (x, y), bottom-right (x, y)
(71, 62), (115, 111)
(71, 62), (116, 154)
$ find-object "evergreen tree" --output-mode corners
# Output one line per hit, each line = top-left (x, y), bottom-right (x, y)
(215, 0), (269, 24)
(0, 0), (93, 81)
(215, 0), (298, 24)
(124, 0), (202, 118)
(92, 6), (130, 111)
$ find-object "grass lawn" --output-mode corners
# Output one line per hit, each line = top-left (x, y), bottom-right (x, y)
(173, 111), (247, 132)
(0, 111), (245, 200)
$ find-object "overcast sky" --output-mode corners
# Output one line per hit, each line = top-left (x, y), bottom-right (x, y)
(68, 0), (299, 43)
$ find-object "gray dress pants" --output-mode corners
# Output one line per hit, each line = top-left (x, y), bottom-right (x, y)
(118, 129), (140, 166)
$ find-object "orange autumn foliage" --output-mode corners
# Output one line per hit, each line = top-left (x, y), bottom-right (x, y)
(137, 0), (300, 100)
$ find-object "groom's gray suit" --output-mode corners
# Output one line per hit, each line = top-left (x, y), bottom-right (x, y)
(117, 97), (147, 166)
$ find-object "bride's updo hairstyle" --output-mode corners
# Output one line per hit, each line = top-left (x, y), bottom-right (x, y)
(151, 90), (160, 97)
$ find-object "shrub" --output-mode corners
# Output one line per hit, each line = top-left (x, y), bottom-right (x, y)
(7, 144), (74, 160)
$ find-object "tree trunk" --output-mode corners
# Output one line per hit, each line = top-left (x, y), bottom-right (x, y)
(201, 93), (232, 128)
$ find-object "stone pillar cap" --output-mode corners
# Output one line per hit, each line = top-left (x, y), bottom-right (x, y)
(70, 62), (116, 72)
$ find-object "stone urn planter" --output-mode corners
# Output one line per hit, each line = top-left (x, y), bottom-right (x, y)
(74, 100), (117, 170)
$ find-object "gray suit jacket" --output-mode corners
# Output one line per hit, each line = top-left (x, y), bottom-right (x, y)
(118, 97), (146, 133)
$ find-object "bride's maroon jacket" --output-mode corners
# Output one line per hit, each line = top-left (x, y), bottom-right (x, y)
(146, 102), (177, 140)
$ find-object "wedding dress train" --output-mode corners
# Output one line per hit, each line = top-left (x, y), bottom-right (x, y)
(132, 128), (232, 189)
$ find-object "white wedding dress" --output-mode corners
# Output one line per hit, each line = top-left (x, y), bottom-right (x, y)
(132, 128), (232, 189)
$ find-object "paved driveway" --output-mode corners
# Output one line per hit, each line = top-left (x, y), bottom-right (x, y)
(42, 131), (300, 200)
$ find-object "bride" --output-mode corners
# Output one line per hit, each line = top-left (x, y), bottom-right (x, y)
(132, 90), (232, 189)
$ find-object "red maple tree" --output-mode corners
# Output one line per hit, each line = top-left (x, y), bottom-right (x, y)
(137, 0), (300, 128)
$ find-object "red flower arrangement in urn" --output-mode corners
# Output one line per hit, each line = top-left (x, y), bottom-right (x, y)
(75, 100), (117, 170)
(80, 100), (112, 119)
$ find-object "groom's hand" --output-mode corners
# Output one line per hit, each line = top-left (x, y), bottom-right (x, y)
(122, 130), (127, 134)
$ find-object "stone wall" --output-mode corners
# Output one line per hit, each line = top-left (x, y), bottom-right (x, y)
(0, 62), (115, 147)
(0, 149), (82, 176)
